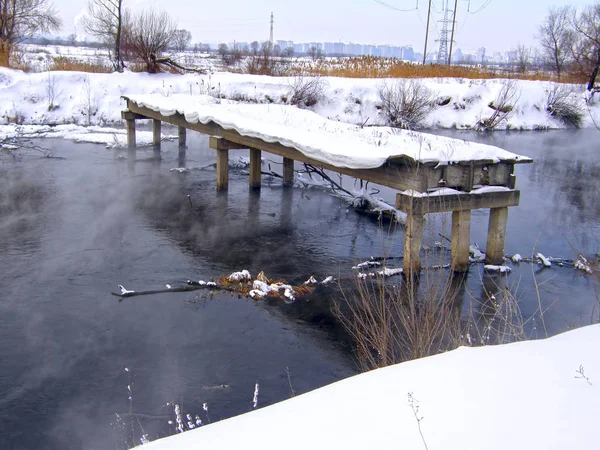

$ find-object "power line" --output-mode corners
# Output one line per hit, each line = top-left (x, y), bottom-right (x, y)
(468, 0), (493, 14)
(448, 0), (459, 64)
(373, 0), (419, 12)
(423, 0), (432, 64)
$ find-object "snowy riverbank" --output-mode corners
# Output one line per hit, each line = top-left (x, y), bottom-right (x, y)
(0, 67), (597, 141)
(142, 324), (600, 450)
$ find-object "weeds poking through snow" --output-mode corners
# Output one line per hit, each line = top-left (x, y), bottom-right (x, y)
(286, 367), (296, 397)
(407, 393), (429, 450)
(575, 365), (592, 385)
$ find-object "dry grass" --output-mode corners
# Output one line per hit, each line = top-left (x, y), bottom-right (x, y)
(333, 263), (528, 372)
(296, 56), (587, 83)
(48, 56), (111, 73)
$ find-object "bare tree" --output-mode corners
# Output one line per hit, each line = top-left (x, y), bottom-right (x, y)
(249, 40), (259, 55)
(0, 0), (61, 66)
(538, 6), (575, 80)
(172, 28), (191, 52)
(245, 41), (288, 75)
(570, 4), (600, 79)
(307, 46), (322, 61)
(128, 8), (177, 73)
(283, 46), (294, 58)
(80, 0), (126, 71)
(515, 44), (531, 74)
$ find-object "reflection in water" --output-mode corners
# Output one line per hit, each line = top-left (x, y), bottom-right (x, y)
(2, 130), (600, 450)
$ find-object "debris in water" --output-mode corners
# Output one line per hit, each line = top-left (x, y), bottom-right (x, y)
(484, 265), (512, 273)
(118, 285), (134, 295)
(228, 270), (252, 282)
(536, 253), (552, 267)
(303, 276), (318, 285)
(469, 244), (486, 262)
(575, 256), (593, 274)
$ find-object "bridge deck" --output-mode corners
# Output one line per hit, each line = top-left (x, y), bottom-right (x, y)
(121, 95), (533, 273)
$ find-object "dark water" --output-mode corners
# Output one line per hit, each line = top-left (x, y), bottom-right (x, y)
(0, 129), (598, 449)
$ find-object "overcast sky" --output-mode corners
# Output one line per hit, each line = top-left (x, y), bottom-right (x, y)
(55, 0), (592, 53)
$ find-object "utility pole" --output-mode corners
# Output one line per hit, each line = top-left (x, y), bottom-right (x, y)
(422, 0), (432, 64)
(448, 0), (459, 64)
(269, 12), (274, 45)
(436, 0), (451, 64)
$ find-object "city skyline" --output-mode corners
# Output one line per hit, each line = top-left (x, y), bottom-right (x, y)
(52, 0), (593, 55)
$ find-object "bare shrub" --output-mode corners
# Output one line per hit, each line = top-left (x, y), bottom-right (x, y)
(45, 74), (62, 111)
(172, 29), (192, 53)
(288, 75), (325, 107)
(128, 8), (177, 73)
(515, 45), (531, 74)
(333, 268), (527, 372)
(218, 43), (243, 67)
(546, 84), (584, 128)
(245, 41), (288, 76)
(377, 79), (436, 129)
(477, 80), (520, 131)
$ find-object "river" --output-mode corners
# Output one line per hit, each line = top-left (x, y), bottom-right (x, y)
(0, 128), (598, 449)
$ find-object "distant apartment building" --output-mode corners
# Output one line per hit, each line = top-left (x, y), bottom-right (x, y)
(476, 47), (486, 64)
(261, 39), (418, 61)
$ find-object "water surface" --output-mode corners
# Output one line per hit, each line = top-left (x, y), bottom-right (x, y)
(0, 128), (598, 449)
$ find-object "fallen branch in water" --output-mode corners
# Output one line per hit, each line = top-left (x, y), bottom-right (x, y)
(111, 271), (339, 301)
(110, 283), (235, 299)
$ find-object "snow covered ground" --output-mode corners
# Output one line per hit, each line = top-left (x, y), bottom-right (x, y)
(141, 324), (600, 450)
(0, 65), (597, 151)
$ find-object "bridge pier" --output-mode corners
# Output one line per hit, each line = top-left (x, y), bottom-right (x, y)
(396, 190), (520, 274)
(404, 209), (425, 274)
(249, 148), (262, 190)
(283, 157), (294, 187)
(485, 207), (509, 265)
(451, 210), (472, 272)
(178, 126), (187, 148)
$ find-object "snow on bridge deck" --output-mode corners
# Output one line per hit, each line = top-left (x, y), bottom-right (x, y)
(122, 94), (531, 170)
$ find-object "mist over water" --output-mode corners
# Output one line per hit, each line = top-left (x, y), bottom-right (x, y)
(0, 129), (598, 449)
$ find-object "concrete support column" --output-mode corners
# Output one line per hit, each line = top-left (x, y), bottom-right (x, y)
(152, 119), (161, 150)
(485, 207), (509, 265)
(283, 157), (294, 187)
(403, 210), (425, 274)
(249, 148), (261, 190)
(216, 148), (229, 191)
(126, 119), (136, 150)
(178, 126), (187, 148)
(451, 210), (472, 272)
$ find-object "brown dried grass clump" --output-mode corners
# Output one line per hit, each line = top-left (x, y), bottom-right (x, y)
(297, 56), (587, 83)
(48, 56), (111, 73)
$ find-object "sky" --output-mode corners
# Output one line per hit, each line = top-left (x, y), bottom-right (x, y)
(55, 0), (593, 54)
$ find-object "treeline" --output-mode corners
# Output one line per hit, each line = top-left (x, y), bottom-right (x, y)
(538, 3), (600, 80)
